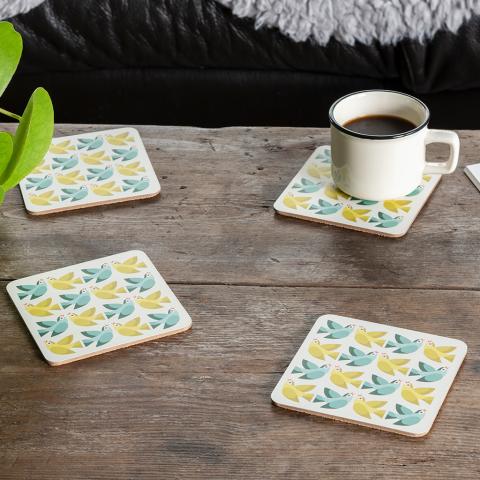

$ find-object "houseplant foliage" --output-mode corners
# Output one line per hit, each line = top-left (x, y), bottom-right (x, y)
(0, 21), (53, 203)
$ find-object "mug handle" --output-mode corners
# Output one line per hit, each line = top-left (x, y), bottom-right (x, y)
(424, 129), (459, 174)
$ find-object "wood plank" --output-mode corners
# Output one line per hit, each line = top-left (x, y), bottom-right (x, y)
(1, 284), (478, 479)
(0, 125), (479, 289)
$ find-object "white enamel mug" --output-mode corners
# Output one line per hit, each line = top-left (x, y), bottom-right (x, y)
(329, 90), (459, 200)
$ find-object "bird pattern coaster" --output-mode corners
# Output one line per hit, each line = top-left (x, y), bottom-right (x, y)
(19, 127), (161, 215)
(7, 250), (191, 366)
(274, 146), (441, 237)
(271, 314), (467, 437)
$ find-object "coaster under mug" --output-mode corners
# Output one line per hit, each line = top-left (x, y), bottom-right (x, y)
(274, 146), (441, 238)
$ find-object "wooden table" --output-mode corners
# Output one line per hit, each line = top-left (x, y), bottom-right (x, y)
(1, 125), (479, 479)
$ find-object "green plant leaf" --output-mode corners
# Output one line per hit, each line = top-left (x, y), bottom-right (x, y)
(0, 131), (13, 177)
(0, 87), (54, 191)
(0, 22), (22, 97)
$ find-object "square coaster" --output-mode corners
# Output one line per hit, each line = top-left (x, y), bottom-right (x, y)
(274, 146), (441, 237)
(19, 127), (161, 215)
(465, 163), (480, 192)
(7, 250), (191, 366)
(271, 314), (467, 437)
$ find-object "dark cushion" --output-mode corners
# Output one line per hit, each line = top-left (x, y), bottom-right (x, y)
(4, 0), (480, 127)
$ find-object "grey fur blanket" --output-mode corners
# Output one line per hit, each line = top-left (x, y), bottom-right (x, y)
(2, 1), (480, 46)
(217, 0), (480, 45)
(0, 0), (45, 19)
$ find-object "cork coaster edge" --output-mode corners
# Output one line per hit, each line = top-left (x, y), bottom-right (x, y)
(25, 188), (161, 216)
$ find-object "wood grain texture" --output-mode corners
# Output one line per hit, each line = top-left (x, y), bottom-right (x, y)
(1, 285), (478, 479)
(0, 125), (479, 480)
(0, 125), (478, 289)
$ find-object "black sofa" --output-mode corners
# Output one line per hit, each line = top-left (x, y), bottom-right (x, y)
(5, 0), (480, 128)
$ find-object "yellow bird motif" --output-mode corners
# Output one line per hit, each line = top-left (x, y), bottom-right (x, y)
(308, 339), (341, 360)
(384, 199), (412, 213)
(26, 298), (61, 317)
(377, 353), (410, 376)
(423, 175), (431, 182)
(69, 307), (105, 326)
(29, 190), (59, 206)
(56, 170), (85, 185)
(424, 340), (456, 363)
(282, 379), (315, 402)
(355, 327), (386, 347)
(90, 181), (122, 196)
(324, 184), (350, 200)
(342, 205), (370, 222)
(330, 365), (363, 389)
(49, 140), (76, 155)
(283, 194), (311, 210)
(91, 281), (127, 299)
(135, 291), (170, 309)
(106, 131), (134, 146)
(113, 317), (151, 336)
(112, 256), (147, 274)
(31, 160), (51, 174)
(48, 272), (83, 290)
(45, 335), (82, 355)
(80, 151), (110, 165)
(401, 381), (435, 405)
(307, 163), (331, 179)
(116, 161), (146, 176)
(353, 396), (387, 419)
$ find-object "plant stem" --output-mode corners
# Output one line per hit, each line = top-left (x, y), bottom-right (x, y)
(0, 107), (21, 121)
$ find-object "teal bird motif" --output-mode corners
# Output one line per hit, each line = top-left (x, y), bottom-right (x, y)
(52, 155), (79, 170)
(17, 280), (47, 300)
(315, 149), (331, 163)
(339, 346), (377, 366)
(125, 273), (155, 293)
(61, 185), (88, 202)
(385, 334), (423, 354)
(361, 374), (401, 395)
(318, 320), (354, 339)
(86, 165), (114, 181)
(81, 263), (112, 283)
(122, 177), (149, 193)
(81, 325), (113, 347)
(407, 185), (424, 196)
(350, 197), (378, 206)
(25, 174), (53, 191)
(60, 288), (91, 309)
(77, 136), (103, 150)
(313, 388), (353, 409)
(409, 362), (448, 382)
(112, 147), (138, 161)
(36, 314), (69, 337)
(292, 359), (330, 380)
(104, 298), (135, 319)
(309, 199), (342, 215)
(293, 178), (322, 193)
(369, 211), (402, 228)
(148, 308), (180, 329)
(386, 404), (426, 426)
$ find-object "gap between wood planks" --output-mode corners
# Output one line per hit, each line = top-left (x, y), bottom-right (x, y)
(0, 278), (478, 292)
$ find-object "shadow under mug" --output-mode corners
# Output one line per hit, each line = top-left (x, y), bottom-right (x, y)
(329, 90), (459, 201)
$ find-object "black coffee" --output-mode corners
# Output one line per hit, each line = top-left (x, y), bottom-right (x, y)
(343, 115), (416, 135)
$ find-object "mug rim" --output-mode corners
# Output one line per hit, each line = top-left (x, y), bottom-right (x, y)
(329, 89), (430, 140)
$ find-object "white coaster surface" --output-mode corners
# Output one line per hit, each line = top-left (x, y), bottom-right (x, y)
(7, 250), (191, 365)
(465, 163), (480, 192)
(271, 314), (467, 437)
(19, 127), (160, 214)
(274, 146), (441, 237)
